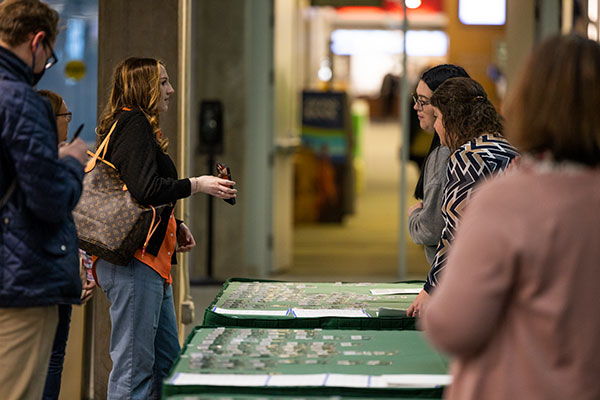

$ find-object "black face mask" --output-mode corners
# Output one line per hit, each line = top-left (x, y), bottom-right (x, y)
(32, 69), (45, 86)
(30, 43), (45, 86)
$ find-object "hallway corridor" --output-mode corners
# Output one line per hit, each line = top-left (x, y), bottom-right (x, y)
(275, 120), (431, 282)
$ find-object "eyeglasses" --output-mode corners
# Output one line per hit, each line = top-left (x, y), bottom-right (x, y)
(43, 39), (58, 70)
(56, 111), (72, 122)
(412, 93), (430, 110)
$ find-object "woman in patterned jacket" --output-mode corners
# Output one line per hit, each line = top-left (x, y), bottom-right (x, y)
(408, 77), (519, 317)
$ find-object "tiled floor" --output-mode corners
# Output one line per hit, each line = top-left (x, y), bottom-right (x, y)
(186, 120), (431, 337)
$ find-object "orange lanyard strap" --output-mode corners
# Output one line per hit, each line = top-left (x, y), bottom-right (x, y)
(85, 150), (117, 169)
(141, 205), (161, 257)
(85, 120), (118, 173)
(85, 108), (132, 173)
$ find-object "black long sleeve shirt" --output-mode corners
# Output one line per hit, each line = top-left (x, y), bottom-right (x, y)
(101, 108), (191, 257)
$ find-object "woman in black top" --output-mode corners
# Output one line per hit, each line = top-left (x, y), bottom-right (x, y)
(94, 57), (236, 400)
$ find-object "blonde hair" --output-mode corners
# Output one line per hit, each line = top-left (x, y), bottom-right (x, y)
(96, 57), (168, 152)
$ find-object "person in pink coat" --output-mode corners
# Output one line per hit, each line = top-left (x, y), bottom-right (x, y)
(422, 34), (600, 400)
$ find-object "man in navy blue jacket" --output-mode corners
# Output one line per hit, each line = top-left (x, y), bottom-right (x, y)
(0, 1), (88, 398)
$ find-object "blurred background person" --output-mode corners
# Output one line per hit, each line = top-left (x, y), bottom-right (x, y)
(423, 34), (600, 400)
(408, 77), (519, 317)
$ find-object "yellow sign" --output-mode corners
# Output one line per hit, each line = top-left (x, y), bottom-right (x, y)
(64, 60), (86, 81)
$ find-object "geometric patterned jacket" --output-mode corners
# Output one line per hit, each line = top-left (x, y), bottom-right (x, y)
(424, 133), (519, 293)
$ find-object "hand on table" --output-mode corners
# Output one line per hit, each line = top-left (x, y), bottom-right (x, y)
(407, 289), (430, 318)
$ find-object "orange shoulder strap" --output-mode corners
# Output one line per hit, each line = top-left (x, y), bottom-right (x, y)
(85, 120), (119, 173)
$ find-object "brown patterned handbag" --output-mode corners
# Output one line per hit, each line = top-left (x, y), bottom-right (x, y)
(73, 121), (166, 266)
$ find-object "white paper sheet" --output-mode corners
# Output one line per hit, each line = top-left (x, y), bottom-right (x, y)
(169, 373), (269, 386)
(169, 372), (450, 389)
(266, 374), (327, 387)
(291, 308), (370, 318)
(212, 307), (290, 316)
(369, 288), (422, 295)
(369, 374), (452, 388)
(325, 374), (370, 388)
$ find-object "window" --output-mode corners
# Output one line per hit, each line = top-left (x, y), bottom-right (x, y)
(459, 0), (506, 26)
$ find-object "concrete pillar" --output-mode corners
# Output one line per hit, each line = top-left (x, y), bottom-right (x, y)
(506, 0), (535, 91)
(538, 0), (561, 40)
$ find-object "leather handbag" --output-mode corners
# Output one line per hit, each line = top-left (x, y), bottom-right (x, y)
(73, 121), (166, 266)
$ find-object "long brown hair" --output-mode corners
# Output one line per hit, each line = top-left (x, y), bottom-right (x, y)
(430, 77), (503, 152)
(505, 34), (600, 166)
(96, 57), (168, 152)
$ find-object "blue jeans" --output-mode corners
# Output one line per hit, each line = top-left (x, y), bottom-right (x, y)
(42, 304), (72, 400)
(96, 258), (180, 400)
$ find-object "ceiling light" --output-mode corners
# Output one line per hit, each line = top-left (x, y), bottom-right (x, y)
(405, 0), (422, 9)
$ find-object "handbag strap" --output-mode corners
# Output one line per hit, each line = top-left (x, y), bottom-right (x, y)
(85, 120), (119, 173)
(141, 206), (161, 257)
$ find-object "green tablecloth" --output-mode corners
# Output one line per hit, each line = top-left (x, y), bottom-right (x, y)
(203, 278), (424, 330)
(163, 327), (449, 398)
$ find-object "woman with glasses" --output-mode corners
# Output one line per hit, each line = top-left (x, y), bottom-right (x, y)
(38, 90), (70, 142)
(408, 77), (519, 318)
(38, 89), (96, 400)
(423, 34), (600, 400)
(406, 65), (469, 314)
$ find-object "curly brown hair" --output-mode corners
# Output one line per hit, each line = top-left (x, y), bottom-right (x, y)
(96, 57), (168, 152)
(430, 77), (503, 152)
